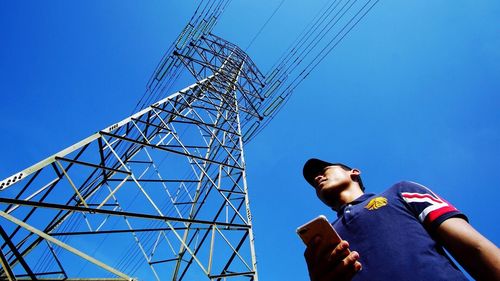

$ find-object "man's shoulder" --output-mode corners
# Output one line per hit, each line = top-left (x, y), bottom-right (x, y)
(383, 180), (431, 193)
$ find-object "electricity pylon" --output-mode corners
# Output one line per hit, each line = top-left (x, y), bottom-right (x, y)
(0, 33), (265, 280)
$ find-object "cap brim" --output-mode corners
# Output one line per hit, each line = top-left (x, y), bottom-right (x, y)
(302, 158), (346, 187)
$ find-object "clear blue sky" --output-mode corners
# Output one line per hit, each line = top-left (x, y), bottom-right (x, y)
(1, 1), (499, 280)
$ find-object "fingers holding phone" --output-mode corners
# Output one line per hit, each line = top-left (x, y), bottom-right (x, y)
(305, 237), (361, 281)
(298, 216), (362, 281)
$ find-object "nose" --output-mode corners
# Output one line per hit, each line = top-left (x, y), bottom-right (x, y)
(314, 174), (324, 186)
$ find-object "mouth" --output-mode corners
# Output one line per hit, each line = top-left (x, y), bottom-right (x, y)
(316, 178), (327, 188)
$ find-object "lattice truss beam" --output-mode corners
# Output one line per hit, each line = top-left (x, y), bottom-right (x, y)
(0, 34), (265, 281)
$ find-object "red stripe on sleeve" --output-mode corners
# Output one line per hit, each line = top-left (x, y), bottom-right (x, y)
(426, 205), (458, 223)
(401, 193), (443, 204)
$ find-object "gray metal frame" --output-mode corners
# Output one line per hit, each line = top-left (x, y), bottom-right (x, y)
(0, 34), (264, 281)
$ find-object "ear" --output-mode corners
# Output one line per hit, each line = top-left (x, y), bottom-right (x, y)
(350, 168), (361, 176)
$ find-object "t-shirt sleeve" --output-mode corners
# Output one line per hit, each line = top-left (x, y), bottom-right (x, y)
(397, 181), (468, 229)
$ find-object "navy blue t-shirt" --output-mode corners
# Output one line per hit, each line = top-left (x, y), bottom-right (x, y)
(332, 181), (469, 281)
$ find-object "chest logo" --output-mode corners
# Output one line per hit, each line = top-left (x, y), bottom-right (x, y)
(365, 196), (388, 210)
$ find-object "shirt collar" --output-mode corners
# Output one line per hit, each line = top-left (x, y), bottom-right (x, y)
(336, 193), (376, 217)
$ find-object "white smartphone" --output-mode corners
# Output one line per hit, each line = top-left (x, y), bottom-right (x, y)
(296, 215), (343, 247)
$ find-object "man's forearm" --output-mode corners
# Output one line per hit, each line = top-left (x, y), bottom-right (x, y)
(437, 218), (500, 280)
(472, 237), (500, 280)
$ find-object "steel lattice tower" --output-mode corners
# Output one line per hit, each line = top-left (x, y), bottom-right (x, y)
(0, 34), (265, 280)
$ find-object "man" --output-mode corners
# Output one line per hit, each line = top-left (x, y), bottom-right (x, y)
(302, 158), (500, 281)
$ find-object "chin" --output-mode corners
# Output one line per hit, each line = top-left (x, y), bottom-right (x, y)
(319, 186), (340, 201)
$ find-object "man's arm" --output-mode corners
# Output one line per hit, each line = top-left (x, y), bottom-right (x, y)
(435, 217), (500, 281)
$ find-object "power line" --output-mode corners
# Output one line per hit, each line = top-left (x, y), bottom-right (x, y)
(244, 0), (380, 142)
(244, 0), (285, 52)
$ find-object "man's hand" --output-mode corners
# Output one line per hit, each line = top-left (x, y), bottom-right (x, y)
(304, 236), (362, 281)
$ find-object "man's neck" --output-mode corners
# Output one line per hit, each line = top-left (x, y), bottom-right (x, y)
(331, 187), (364, 212)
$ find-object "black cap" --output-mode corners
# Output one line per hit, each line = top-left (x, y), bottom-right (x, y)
(302, 158), (364, 190)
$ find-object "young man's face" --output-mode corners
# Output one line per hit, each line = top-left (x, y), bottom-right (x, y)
(313, 165), (359, 203)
